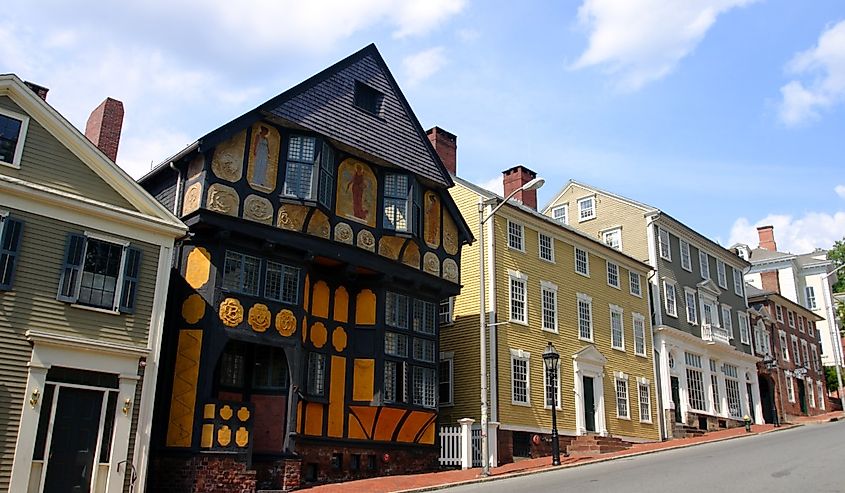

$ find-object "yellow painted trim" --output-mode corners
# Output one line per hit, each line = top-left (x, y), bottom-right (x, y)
(328, 356), (346, 438)
(165, 330), (202, 448)
(352, 359), (375, 402)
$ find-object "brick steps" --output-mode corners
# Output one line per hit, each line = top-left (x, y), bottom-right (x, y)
(672, 424), (707, 439)
(566, 434), (632, 457)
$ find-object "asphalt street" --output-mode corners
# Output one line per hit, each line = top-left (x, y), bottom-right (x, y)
(440, 421), (845, 492)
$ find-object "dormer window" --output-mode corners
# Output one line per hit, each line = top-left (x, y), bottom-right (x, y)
(354, 81), (383, 115)
(0, 108), (29, 168)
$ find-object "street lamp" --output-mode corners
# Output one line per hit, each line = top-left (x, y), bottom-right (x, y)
(478, 175), (544, 476)
(542, 342), (561, 466)
(762, 355), (781, 427)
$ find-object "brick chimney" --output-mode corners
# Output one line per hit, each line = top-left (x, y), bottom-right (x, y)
(85, 98), (124, 162)
(757, 225), (777, 251)
(426, 127), (457, 175)
(502, 165), (538, 210)
(761, 271), (780, 294)
(24, 81), (49, 101)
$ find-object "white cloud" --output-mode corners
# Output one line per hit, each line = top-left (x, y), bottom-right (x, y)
(392, 0), (467, 39)
(836, 185), (845, 199)
(480, 175), (504, 195)
(402, 47), (448, 86)
(778, 20), (845, 126)
(571, 0), (758, 91)
(728, 212), (845, 253)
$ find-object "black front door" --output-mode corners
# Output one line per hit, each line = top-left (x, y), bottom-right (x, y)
(746, 383), (755, 422)
(758, 376), (775, 424)
(583, 376), (595, 432)
(43, 387), (104, 493)
(798, 379), (807, 414)
(671, 376), (682, 423)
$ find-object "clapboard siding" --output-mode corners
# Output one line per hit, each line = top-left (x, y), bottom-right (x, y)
(0, 208), (160, 490)
(0, 96), (135, 210)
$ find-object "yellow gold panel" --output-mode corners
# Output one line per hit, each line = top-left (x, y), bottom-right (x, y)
(219, 298), (244, 328)
(296, 401), (303, 433)
(333, 286), (349, 323)
(307, 209), (331, 238)
(304, 402), (323, 436)
(352, 359), (375, 402)
(332, 326), (347, 352)
(348, 415), (368, 440)
(336, 158), (377, 227)
(277, 204), (310, 232)
(237, 407), (250, 422)
(311, 281), (330, 318)
(419, 420), (436, 445)
(246, 122), (280, 193)
(373, 407), (406, 441)
(443, 210), (459, 255)
(302, 315), (308, 343)
(220, 405), (233, 420)
(348, 406), (377, 440)
(275, 309), (297, 337)
(303, 275), (310, 311)
(397, 411), (435, 443)
(185, 247), (211, 289)
(248, 303), (272, 332)
(165, 330), (202, 448)
(203, 404), (215, 419)
(201, 424), (214, 448)
(355, 289), (376, 325)
(424, 191), (441, 249)
(217, 425), (232, 447)
(401, 241), (421, 270)
(211, 130), (245, 182)
(181, 294), (206, 325)
(310, 322), (327, 349)
(235, 426), (249, 448)
(378, 236), (405, 260)
(328, 356), (346, 438)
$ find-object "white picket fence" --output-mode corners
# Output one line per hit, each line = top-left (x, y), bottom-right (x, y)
(439, 424), (482, 467)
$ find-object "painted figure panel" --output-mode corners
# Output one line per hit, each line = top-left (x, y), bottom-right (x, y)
(337, 158), (377, 227)
(247, 123), (280, 193)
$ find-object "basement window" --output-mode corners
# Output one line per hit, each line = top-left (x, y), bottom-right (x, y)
(354, 81), (383, 115)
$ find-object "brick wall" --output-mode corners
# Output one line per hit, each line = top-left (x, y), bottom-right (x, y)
(149, 455), (256, 493)
(296, 441), (438, 486)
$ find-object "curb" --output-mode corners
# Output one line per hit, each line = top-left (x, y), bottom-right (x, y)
(392, 425), (802, 493)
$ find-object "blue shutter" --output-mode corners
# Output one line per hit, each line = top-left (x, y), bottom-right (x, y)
(119, 246), (142, 314)
(57, 233), (86, 302)
(0, 218), (24, 290)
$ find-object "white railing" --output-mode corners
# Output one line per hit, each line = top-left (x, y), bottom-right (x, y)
(439, 425), (463, 466)
(701, 323), (730, 345)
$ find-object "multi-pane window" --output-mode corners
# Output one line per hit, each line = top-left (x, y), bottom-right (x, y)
(544, 365), (560, 409)
(738, 312), (750, 345)
(439, 358), (453, 406)
(607, 262), (620, 288)
(809, 321), (814, 337)
(384, 332), (409, 357)
(658, 228), (671, 260)
(538, 233), (554, 261)
(776, 305), (783, 322)
(808, 378), (815, 408)
(685, 352), (706, 411)
(812, 345), (821, 371)
(710, 360), (721, 414)
(265, 261), (299, 304)
(798, 317), (805, 333)
(578, 196), (595, 221)
(725, 378), (742, 418)
(284, 135), (317, 199)
(386, 292), (410, 329)
(511, 352), (530, 405)
(721, 306), (733, 338)
(805, 286), (817, 310)
(509, 272), (527, 323)
(629, 272), (641, 297)
(383, 360), (406, 403)
(552, 204), (568, 224)
(223, 251), (261, 296)
(219, 344), (246, 388)
(615, 377), (630, 419)
(779, 331), (789, 361)
(638, 382), (651, 422)
(680, 240), (692, 271)
(252, 346), (290, 390)
(413, 338), (436, 363)
(0, 215), (24, 290)
(633, 314), (646, 356)
(412, 366), (436, 408)
(575, 247), (589, 276)
(788, 311), (795, 328)
(818, 381), (826, 410)
(611, 306), (624, 350)
(507, 221), (524, 251)
(664, 282), (677, 317)
(733, 267), (743, 296)
(685, 289), (697, 324)
(603, 228), (621, 250)
(541, 282), (558, 332)
(0, 110), (27, 167)
(439, 298), (454, 325)
(412, 299), (437, 335)
(577, 293), (593, 340)
(57, 234), (141, 313)
(792, 336), (801, 366)
(716, 260), (727, 289)
(801, 340), (810, 368)
(699, 251), (710, 279)
(307, 352), (326, 396)
(786, 376), (795, 402)
(383, 173), (410, 231)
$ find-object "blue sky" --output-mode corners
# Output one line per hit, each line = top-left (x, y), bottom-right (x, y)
(3, 0), (845, 254)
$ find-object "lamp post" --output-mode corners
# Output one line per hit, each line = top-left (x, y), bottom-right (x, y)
(543, 342), (561, 466)
(762, 355), (780, 427)
(478, 176), (544, 476)
(821, 264), (845, 412)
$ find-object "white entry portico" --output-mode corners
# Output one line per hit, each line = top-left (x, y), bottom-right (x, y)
(573, 345), (608, 436)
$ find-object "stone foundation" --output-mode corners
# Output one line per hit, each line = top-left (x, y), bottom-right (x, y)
(149, 454), (257, 493)
(296, 440), (438, 485)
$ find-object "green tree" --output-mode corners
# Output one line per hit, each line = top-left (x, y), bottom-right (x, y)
(828, 238), (845, 293)
(825, 366), (840, 395)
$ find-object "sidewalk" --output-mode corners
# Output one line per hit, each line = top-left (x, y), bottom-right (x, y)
(308, 414), (843, 493)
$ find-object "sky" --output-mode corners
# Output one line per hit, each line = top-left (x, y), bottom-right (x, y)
(3, 0), (845, 255)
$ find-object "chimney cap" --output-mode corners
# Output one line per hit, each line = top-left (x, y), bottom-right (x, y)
(756, 225), (774, 231)
(502, 164), (537, 177)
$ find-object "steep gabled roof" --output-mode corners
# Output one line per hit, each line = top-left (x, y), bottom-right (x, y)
(541, 179), (656, 215)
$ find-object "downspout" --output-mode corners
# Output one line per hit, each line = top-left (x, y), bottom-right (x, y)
(487, 202), (499, 424)
(169, 161), (182, 216)
(645, 212), (667, 440)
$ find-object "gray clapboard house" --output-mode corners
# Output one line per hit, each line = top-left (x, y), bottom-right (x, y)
(0, 74), (186, 493)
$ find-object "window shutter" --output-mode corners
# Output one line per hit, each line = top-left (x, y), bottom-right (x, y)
(318, 142), (334, 209)
(412, 181), (422, 237)
(0, 218), (24, 290)
(57, 233), (86, 302)
(119, 246), (142, 313)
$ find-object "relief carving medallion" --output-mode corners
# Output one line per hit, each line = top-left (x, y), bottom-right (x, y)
(275, 309), (297, 337)
(378, 236), (405, 260)
(277, 204), (309, 232)
(248, 303), (272, 333)
(356, 229), (376, 252)
(182, 182), (202, 215)
(402, 241), (421, 269)
(334, 222), (354, 244)
(423, 252), (440, 276)
(443, 213), (459, 255)
(207, 183), (240, 217)
(219, 298), (244, 328)
(442, 258), (459, 283)
(211, 131), (245, 182)
(306, 210), (331, 239)
(243, 195), (273, 224)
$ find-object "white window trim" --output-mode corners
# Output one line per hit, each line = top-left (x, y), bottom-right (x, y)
(601, 227), (622, 250)
(577, 195), (596, 222)
(716, 260), (728, 289)
(658, 227), (672, 261)
(540, 281), (558, 333)
(606, 261), (621, 289)
(776, 305), (784, 323)
(637, 377), (652, 423)
(508, 270), (528, 326)
(551, 203), (568, 225)
(69, 231), (133, 314)
(663, 280), (678, 318)
(610, 304), (625, 351)
(788, 311), (795, 328)
(733, 267), (743, 296)
(614, 371), (631, 420)
(577, 292), (594, 342)
(786, 376), (795, 403)
(543, 360), (562, 410)
(439, 352), (454, 406)
(507, 220), (525, 252)
(738, 311), (750, 345)
(439, 297), (454, 326)
(629, 271), (642, 298)
(633, 313), (647, 357)
(510, 349), (531, 406)
(574, 246), (590, 277)
(680, 240), (692, 271)
(699, 250), (710, 280)
(721, 304), (733, 339)
(0, 106), (30, 169)
(538, 232), (555, 263)
(779, 330), (790, 362)
(684, 287), (698, 325)
(805, 286), (817, 310)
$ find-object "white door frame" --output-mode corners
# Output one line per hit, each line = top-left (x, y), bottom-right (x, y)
(572, 346), (608, 436)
